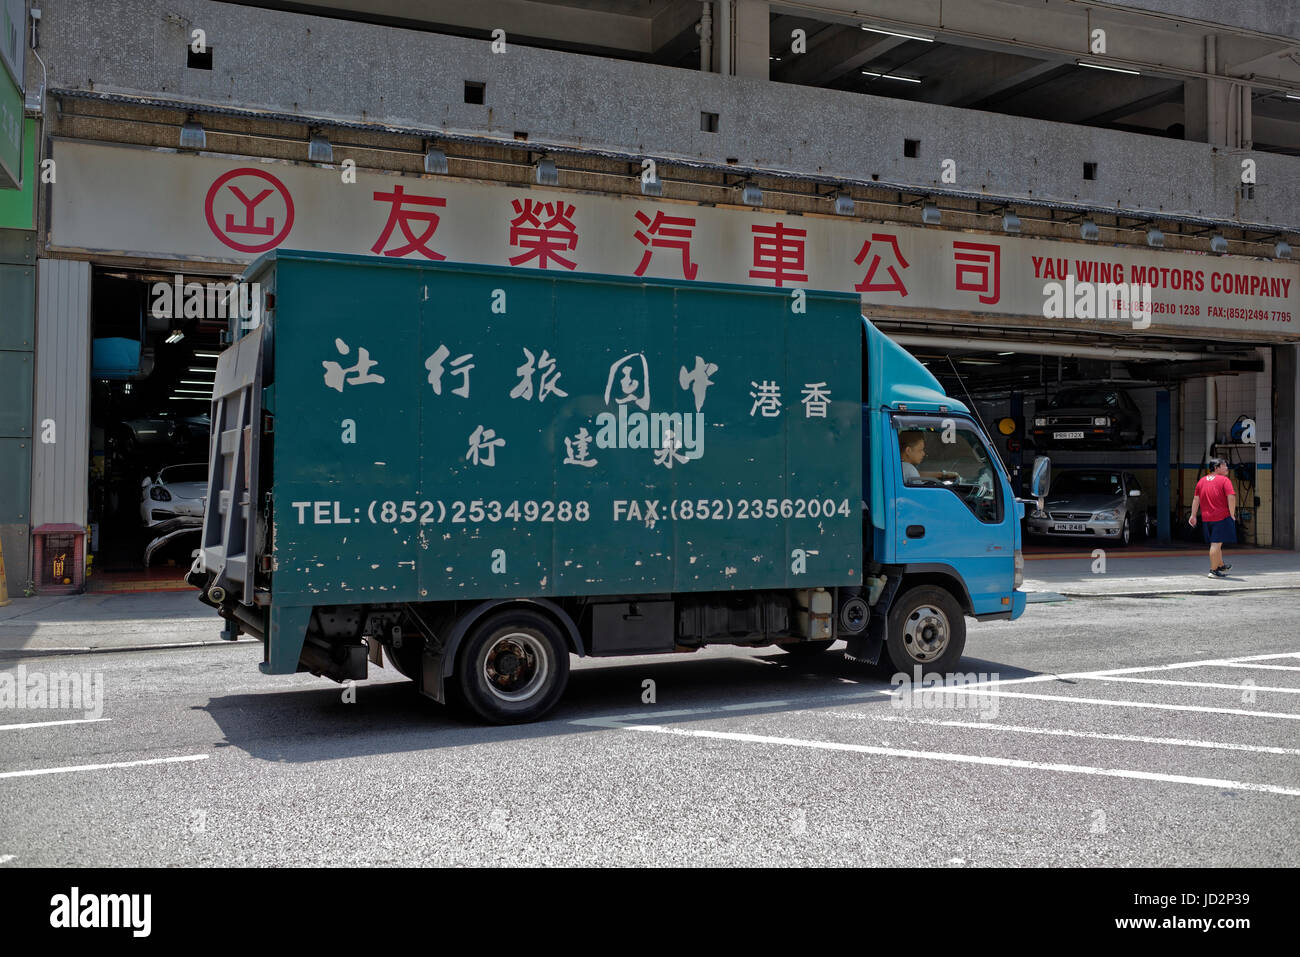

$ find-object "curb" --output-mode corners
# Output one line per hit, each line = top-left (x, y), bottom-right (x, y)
(0, 637), (261, 660)
(1053, 585), (1300, 599)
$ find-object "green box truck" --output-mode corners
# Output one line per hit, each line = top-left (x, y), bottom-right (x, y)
(190, 251), (1045, 723)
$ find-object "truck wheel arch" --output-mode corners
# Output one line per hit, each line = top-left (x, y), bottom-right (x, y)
(896, 565), (973, 617)
(439, 598), (585, 679)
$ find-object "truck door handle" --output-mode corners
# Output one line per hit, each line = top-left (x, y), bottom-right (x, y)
(906, 525), (926, 539)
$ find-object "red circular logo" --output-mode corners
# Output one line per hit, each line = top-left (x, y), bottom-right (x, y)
(204, 167), (296, 254)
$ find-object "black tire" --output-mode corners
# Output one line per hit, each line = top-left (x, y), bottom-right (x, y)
(883, 585), (967, 678)
(778, 639), (835, 657)
(453, 609), (570, 724)
(1117, 515), (1132, 548)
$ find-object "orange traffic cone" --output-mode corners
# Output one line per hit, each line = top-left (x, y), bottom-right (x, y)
(0, 535), (10, 606)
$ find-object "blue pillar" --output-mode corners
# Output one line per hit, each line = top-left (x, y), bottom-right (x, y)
(1009, 391), (1024, 496)
(1157, 390), (1171, 543)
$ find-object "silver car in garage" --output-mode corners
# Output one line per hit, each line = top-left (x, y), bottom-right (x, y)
(1025, 469), (1151, 547)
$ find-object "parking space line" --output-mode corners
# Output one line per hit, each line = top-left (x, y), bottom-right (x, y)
(1088, 676), (1300, 693)
(1214, 663), (1300, 672)
(0, 754), (209, 780)
(606, 722), (1300, 797)
(888, 687), (1300, 719)
(935, 651), (1300, 693)
(0, 718), (110, 732)
(863, 715), (1300, 756)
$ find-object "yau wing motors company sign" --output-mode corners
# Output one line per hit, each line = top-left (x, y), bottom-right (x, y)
(47, 138), (1299, 338)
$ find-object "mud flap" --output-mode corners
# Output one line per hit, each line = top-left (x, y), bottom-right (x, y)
(420, 649), (446, 704)
(260, 604), (311, 675)
(843, 574), (900, 665)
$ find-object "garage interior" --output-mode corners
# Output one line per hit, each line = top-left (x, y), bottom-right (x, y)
(88, 267), (224, 588)
(879, 320), (1273, 551)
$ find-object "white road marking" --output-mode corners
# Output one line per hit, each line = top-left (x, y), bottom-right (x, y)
(886, 687), (1300, 719)
(0, 754), (209, 780)
(862, 714), (1300, 756)
(0, 855), (14, 865)
(1213, 663), (1300, 672)
(1088, 676), (1300, 693)
(604, 722), (1300, 797)
(945, 652), (1300, 692)
(0, 718), (110, 732)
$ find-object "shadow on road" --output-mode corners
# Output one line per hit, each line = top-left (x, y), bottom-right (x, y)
(196, 648), (1048, 764)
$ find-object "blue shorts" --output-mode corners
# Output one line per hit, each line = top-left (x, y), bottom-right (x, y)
(1203, 518), (1237, 544)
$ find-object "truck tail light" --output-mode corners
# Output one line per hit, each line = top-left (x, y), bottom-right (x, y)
(1014, 549), (1024, 588)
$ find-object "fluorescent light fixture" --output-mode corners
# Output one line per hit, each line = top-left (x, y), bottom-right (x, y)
(1002, 211), (1021, 233)
(742, 183), (763, 206)
(996, 352), (1015, 356)
(1286, 94), (1300, 100)
(187, 367), (215, 374)
(860, 25), (934, 42)
(176, 388), (211, 394)
(194, 352), (221, 358)
(1276, 240), (1292, 259)
(169, 396), (210, 401)
(1080, 219), (1100, 240)
(535, 158), (559, 186)
(424, 146), (448, 175)
(834, 192), (855, 216)
(165, 331), (184, 344)
(180, 379), (212, 385)
(1146, 227), (1164, 247)
(179, 120), (206, 150)
(921, 202), (941, 225)
(959, 357), (1000, 365)
(861, 70), (923, 83)
(1077, 61), (1140, 75)
(1210, 233), (1228, 253)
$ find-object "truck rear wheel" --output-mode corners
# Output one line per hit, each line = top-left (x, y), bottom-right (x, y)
(883, 586), (966, 677)
(454, 609), (570, 724)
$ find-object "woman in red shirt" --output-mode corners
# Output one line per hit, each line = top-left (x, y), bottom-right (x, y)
(1189, 458), (1237, 578)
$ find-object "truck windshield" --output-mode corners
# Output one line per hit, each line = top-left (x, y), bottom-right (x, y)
(893, 415), (1003, 523)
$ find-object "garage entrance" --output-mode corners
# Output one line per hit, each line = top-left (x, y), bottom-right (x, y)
(876, 320), (1273, 550)
(89, 267), (225, 586)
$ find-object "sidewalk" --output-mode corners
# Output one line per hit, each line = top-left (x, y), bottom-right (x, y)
(1, 550), (1298, 658)
(0, 591), (251, 659)
(1022, 548), (1300, 598)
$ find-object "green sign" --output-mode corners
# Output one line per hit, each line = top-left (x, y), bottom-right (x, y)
(259, 253), (862, 605)
(0, 116), (33, 224)
(0, 65), (21, 191)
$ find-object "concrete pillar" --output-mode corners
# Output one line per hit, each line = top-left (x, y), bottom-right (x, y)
(1199, 36), (1252, 149)
(1274, 345), (1298, 549)
(732, 0), (769, 80)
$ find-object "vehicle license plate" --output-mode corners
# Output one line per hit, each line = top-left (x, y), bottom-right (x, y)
(1053, 431), (1085, 439)
(1053, 523), (1087, 532)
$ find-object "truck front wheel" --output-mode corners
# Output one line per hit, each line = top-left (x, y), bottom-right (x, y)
(883, 586), (966, 677)
(454, 609), (571, 724)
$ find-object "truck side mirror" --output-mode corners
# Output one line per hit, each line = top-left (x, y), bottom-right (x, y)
(1030, 455), (1051, 499)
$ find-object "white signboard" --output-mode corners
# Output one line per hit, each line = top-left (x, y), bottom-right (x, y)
(49, 139), (1299, 338)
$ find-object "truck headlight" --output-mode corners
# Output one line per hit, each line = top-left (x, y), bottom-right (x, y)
(1094, 416), (1109, 426)
(150, 487), (172, 501)
(1093, 509), (1118, 521)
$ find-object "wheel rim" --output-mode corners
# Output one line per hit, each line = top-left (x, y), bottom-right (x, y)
(1143, 513), (1151, 537)
(1122, 517), (1130, 544)
(483, 632), (550, 702)
(902, 605), (949, 662)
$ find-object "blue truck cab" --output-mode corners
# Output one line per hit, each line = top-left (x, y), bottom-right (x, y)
(852, 319), (1042, 675)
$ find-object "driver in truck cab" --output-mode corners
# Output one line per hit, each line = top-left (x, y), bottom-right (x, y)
(898, 430), (959, 485)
